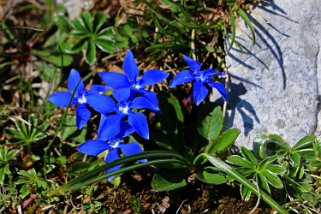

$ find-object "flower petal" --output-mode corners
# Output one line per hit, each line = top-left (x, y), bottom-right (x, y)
(128, 112), (149, 139)
(76, 104), (91, 129)
(48, 92), (76, 107)
(193, 80), (208, 106)
(116, 122), (135, 138)
(77, 140), (108, 156)
(86, 94), (115, 114)
(99, 114), (123, 140)
(99, 72), (130, 88)
(169, 70), (193, 88)
(105, 149), (121, 178)
(89, 84), (111, 94)
(119, 142), (144, 161)
(98, 114), (107, 138)
(68, 69), (84, 93)
(112, 87), (131, 102)
(141, 90), (160, 111)
(123, 50), (139, 81)
(207, 82), (228, 102)
(202, 68), (224, 79)
(139, 69), (169, 86)
(183, 55), (201, 72)
(130, 96), (159, 111)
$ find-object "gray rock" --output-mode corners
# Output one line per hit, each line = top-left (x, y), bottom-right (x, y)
(56, 0), (94, 19)
(224, 0), (321, 148)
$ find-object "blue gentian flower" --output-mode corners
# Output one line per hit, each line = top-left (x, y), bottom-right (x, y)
(48, 69), (114, 129)
(98, 50), (169, 109)
(170, 55), (227, 106)
(77, 123), (144, 181)
(97, 90), (157, 140)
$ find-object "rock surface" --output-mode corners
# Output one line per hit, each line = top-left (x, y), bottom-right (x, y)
(225, 0), (321, 148)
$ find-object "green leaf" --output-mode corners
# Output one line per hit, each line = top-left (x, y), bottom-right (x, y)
(228, 7), (236, 50)
(85, 41), (96, 65)
(71, 37), (88, 53)
(0, 167), (5, 185)
(197, 170), (226, 185)
(151, 170), (187, 192)
(240, 147), (258, 164)
(81, 11), (93, 33)
(258, 173), (270, 194)
(7, 149), (19, 160)
(197, 106), (223, 145)
(93, 12), (107, 33)
(32, 49), (73, 67)
(265, 165), (286, 174)
(227, 155), (253, 168)
(160, 0), (181, 13)
(61, 115), (87, 142)
(240, 184), (252, 201)
(200, 153), (287, 214)
(71, 17), (88, 33)
(237, 8), (255, 45)
(54, 14), (70, 32)
(262, 171), (283, 189)
(97, 27), (114, 39)
(206, 128), (239, 155)
(95, 38), (115, 53)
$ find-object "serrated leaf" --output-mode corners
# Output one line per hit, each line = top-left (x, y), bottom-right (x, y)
(151, 170), (187, 192)
(206, 128), (239, 155)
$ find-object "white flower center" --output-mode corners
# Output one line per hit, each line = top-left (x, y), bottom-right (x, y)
(133, 84), (141, 89)
(110, 141), (120, 149)
(78, 95), (87, 104)
(119, 105), (129, 114)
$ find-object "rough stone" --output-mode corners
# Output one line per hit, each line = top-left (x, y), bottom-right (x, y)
(224, 0), (321, 148)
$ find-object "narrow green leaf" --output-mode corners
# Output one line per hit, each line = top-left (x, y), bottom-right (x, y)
(0, 167), (5, 185)
(241, 147), (258, 164)
(258, 173), (271, 194)
(293, 135), (315, 151)
(7, 149), (19, 160)
(228, 8), (236, 50)
(96, 38), (115, 53)
(85, 41), (96, 65)
(227, 155), (253, 168)
(262, 171), (283, 189)
(265, 165), (286, 174)
(71, 18), (88, 33)
(71, 37), (88, 53)
(240, 184), (252, 201)
(160, 0), (181, 13)
(93, 12), (107, 33)
(201, 153), (287, 214)
(81, 11), (93, 33)
(97, 27), (114, 39)
(237, 8), (256, 45)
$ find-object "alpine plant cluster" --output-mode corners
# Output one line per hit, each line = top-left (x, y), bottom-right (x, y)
(49, 50), (227, 179)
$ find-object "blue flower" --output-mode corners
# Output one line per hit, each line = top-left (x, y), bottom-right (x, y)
(48, 69), (114, 129)
(97, 90), (157, 140)
(77, 123), (144, 181)
(170, 55), (227, 106)
(98, 50), (169, 109)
